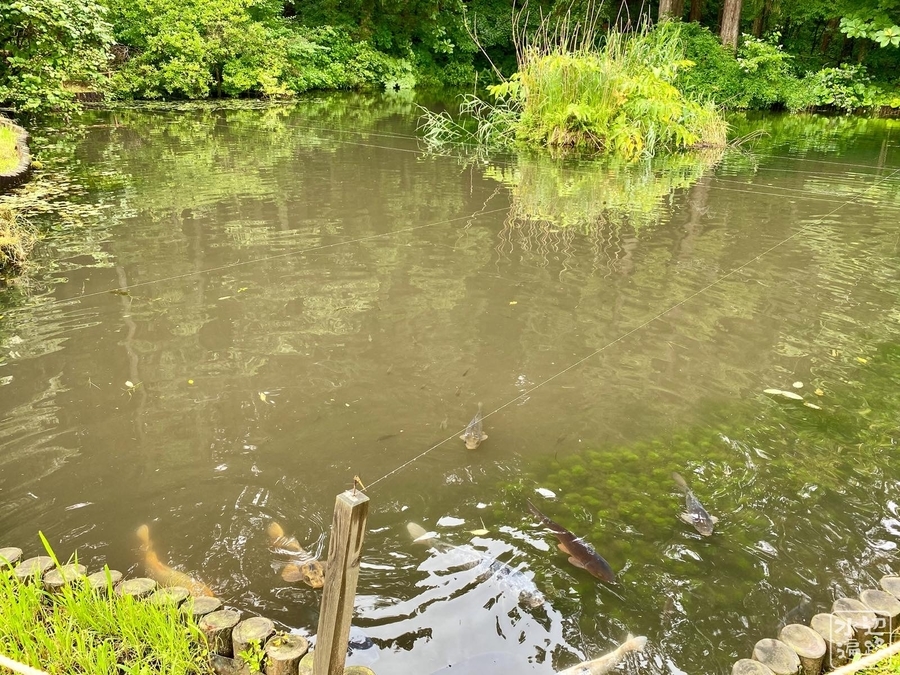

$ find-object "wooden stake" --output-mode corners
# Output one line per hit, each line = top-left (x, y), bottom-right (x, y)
(732, 659), (775, 675)
(0, 547), (22, 567)
(810, 613), (853, 668)
(778, 624), (825, 675)
(313, 490), (369, 675)
(199, 609), (242, 657)
(87, 569), (123, 595)
(43, 564), (86, 593)
(265, 634), (309, 675)
(859, 589), (900, 632)
(833, 598), (878, 647)
(232, 617), (276, 662)
(752, 638), (801, 675)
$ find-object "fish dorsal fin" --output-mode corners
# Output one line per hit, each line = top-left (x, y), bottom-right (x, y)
(567, 556), (586, 569)
(480, 433), (488, 441)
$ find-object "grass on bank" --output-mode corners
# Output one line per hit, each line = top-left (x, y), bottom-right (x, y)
(421, 19), (727, 159)
(0, 538), (213, 675)
(0, 125), (19, 174)
(0, 206), (36, 274)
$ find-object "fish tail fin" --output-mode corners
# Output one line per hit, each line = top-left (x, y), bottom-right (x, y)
(267, 521), (285, 540)
(526, 499), (546, 522)
(407, 522), (431, 543)
(136, 524), (151, 551)
(672, 472), (688, 492)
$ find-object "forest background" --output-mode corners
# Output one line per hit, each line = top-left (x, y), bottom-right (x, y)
(0, 0), (899, 116)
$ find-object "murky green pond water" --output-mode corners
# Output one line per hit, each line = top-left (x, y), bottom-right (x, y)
(2, 95), (900, 674)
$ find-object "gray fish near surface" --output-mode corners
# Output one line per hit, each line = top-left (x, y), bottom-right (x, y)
(407, 522), (544, 608)
(672, 472), (717, 536)
(460, 402), (488, 450)
(527, 501), (616, 583)
(555, 634), (648, 675)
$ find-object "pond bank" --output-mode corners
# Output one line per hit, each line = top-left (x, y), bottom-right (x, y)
(0, 542), (372, 675)
(0, 118), (31, 190)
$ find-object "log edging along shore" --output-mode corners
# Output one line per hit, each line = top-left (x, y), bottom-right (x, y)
(0, 547), (374, 675)
(734, 575), (900, 675)
(0, 118), (32, 191)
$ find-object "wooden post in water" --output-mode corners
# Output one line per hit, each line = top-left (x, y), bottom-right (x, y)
(313, 489), (369, 675)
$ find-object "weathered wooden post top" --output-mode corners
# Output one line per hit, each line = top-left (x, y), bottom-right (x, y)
(313, 488), (370, 675)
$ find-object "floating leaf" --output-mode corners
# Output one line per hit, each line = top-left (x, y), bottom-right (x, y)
(125, 380), (134, 388)
(792, 381), (803, 389)
(803, 402), (822, 410)
(763, 388), (804, 401)
(509, 301), (518, 305)
(535, 487), (557, 499)
(259, 392), (267, 402)
(470, 529), (489, 536)
(814, 388), (824, 396)
(857, 357), (868, 364)
(437, 516), (465, 527)
(187, 379), (194, 385)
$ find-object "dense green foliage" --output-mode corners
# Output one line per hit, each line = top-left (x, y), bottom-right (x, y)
(0, 0), (112, 113)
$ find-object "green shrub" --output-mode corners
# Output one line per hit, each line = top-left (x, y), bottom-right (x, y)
(0, 0), (113, 114)
(803, 64), (882, 112)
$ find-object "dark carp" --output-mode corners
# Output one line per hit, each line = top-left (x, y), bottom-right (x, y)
(672, 472), (717, 536)
(526, 501), (616, 583)
(460, 402), (488, 450)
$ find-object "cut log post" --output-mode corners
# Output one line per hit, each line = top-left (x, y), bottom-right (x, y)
(733, 659), (776, 675)
(778, 624), (825, 675)
(87, 569), (123, 594)
(343, 668), (374, 675)
(147, 585), (190, 607)
(14, 556), (54, 583)
(810, 613), (854, 668)
(833, 598), (878, 647)
(265, 634), (309, 675)
(298, 652), (374, 675)
(752, 638), (801, 675)
(879, 575), (900, 600)
(200, 609), (242, 657)
(313, 489), (370, 675)
(0, 547), (23, 567)
(185, 596), (223, 620)
(860, 589), (900, 634)
(117, 577), (157, 599)
(43, 563), (87, 592)
(232, 616), (276, 663)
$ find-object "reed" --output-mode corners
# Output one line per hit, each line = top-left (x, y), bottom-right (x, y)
(0, 535), (212, 674)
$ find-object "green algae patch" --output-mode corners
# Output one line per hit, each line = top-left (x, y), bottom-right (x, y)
(0, 540), (213, 675)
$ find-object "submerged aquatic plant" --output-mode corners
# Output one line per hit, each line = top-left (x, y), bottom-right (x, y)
(420, 12), (727, 158)
(0, 206), (37, 274)
(0, 534), (212, 674)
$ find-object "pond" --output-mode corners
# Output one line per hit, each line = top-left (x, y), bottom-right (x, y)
(2, 95), (900, 674)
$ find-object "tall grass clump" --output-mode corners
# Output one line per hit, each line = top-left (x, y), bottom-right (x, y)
(420, 11), (727, 159)
(0, 206), (37, 274)
(0, 535), (212, 674)
(0, 124), (19, 174)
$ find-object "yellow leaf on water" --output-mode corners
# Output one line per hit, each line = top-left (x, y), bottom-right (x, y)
(814, 388), (824, 396)
(803, 402), (822, 410)
(470, 529), (489, 536)
(509, 301), (518, 305)
(857, 357), (868, 364)
(125, 380), (134, 388)
(187, 379), (194, 385)
(259, 392), (267, 402)
(831, 350), (839, 357)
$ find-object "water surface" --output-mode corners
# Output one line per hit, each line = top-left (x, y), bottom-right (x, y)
(2, 97), (900, 674)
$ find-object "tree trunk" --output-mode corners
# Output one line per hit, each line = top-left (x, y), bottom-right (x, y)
(659, 0), (684, 20)
(751, 0), (773, 37)
(689, 0), (704, 22)
(720, 0), (742, 50)
(820, 17), (840, 54)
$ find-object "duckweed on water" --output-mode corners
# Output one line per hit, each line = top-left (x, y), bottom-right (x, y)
(0, 536), (212, 674)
